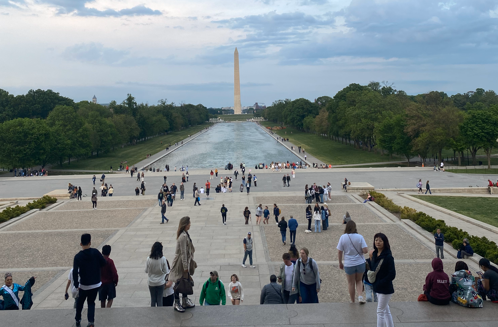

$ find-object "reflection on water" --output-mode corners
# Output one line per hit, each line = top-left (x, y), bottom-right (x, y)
(153, 122), (301, 169)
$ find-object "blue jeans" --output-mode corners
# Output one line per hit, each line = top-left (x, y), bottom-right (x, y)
(425, 187), (431, 194)
(319, 194), (323, 203)
(242, 180), (246, 187)
(364, 283), (377, 302)
(161, 213), (168, 223)
(280, 230), (286, 243)
(158, 199), (162, 206)
(290, 230), (296, 244)
(300, 282), (318, 303)
(314, 220), (321, 232)
(243, 250), (253, 265)
(180, 191), (184, 199)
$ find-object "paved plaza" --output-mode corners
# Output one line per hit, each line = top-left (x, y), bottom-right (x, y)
(1, 169), (497, 326)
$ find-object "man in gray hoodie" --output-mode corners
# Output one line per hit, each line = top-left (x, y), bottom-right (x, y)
(260, 275), (283, 304)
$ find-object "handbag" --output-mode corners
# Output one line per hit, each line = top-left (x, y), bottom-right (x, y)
(367, 259), (384, 283)
(189, 259), (197, 276)
(174, 273), (194, 295)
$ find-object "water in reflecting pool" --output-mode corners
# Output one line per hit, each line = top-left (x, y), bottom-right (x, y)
(153, 122), (301, 169)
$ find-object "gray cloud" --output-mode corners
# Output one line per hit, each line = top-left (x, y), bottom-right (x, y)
(116, 81), (272, 91)
(0, 1), (162, 17)
(62, 43), (131, 65)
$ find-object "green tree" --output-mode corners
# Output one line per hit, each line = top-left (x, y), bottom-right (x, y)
(460, 110), (498, 168)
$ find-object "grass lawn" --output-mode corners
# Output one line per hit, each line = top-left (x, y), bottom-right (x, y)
(412, 195), (498, 228)
(447, 168), (498, 174)
(260, 122), (400, 165)
(215, 114), (254, 121)
(54, 124), (210, 171)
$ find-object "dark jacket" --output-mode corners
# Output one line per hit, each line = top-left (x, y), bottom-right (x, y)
(101, 257), (119, 285)
(73, 248), (106, 288)
(278, 220), (288, 232)
(462, 244), (474, 255)
(158, 192), (164, 200)
(423, 258), (450, 300)
(371, 249), (396, 294)
(434, 233), (444, 246)
(161, 203), (166, 214)
(221, 206), (228, 215)
(260, 282), (283, 304)
(273, 207), (279, 216)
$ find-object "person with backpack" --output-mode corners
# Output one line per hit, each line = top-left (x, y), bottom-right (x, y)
(221, 204), (228, 225)
(243, 207), (251, 225)
(291, 247), (320, 303)
(199, 271), (226, 306)
(337, 221), (368, 304)
(273, 204), (280, 225)
(260, 275), (283, 304)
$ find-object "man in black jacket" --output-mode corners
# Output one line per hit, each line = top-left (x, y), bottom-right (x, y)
(73, 233), (106, 327)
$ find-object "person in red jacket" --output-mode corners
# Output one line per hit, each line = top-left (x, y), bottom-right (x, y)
(99, 245), (119, 308)
(423, 258), (451, 305)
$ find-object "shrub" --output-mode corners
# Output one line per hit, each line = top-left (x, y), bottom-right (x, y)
(0, 196), (57, 223)
(372, 191), (498, 265)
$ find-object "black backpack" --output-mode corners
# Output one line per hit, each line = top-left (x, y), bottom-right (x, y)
(298, 258), (322, 284)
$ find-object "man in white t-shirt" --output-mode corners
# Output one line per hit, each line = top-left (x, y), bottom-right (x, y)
(278, 253), (298, 304)
(336, 221), (368, 304)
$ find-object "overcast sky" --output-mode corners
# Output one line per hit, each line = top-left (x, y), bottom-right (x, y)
(1, 0), (497, 107)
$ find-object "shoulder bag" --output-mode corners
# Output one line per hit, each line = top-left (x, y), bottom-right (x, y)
(367, 259), (384, 283)
(347, 234), (366, 263)
(174, 272), (194, 295)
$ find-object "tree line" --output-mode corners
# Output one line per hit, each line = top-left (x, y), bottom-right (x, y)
(263, 83), (498, 168)
(0, 89), (209, 168)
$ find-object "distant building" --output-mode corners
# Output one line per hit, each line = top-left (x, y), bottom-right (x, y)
(92, 95), (97, 104)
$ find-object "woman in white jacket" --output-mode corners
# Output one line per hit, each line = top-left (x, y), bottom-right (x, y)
(145, 242), (168, 307)
(228, 274), (244, 305)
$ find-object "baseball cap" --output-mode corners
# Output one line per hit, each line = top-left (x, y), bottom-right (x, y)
(248, 232), (251, 235)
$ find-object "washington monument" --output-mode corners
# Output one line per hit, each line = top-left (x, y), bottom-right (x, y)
(234, 47), (241, 114)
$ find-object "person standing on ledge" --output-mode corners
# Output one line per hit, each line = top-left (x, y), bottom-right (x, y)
(434, 229), (444, 259)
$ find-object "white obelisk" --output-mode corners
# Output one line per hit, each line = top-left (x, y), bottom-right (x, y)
(234, 48), (241, 115)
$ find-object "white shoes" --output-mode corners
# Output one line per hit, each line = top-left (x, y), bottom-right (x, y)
(250, 265), (256, 268)
(241, 264), (246, 268)
(358, 296), (366, 304)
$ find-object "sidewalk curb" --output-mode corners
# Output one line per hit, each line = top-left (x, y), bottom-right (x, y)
(0, 209), (39, 230)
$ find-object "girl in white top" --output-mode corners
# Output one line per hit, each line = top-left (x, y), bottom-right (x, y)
(336, 220), (368, 304)
(145, 242), (168, 307)
(228, 274), (244, 305)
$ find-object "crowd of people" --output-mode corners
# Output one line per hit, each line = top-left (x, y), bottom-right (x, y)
(12, 167), (48, 177)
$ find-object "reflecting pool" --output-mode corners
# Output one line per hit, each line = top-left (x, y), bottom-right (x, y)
(153, 122), (301, 169)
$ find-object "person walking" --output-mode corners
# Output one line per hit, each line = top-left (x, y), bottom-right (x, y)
(292, 247), (320, 303)
(221, 204), (228, 225)
(246, 183), (250, 194)
(313, 203), (321, 233)
(337, 221), (368, 304)
(286, 174), (290, 187)
(180, 182), (185, 200)
(92, 175), (96, 185)
(434, 229), (444, 259)
(228, 274), (244, 305)
(169, 217), (196, 312)
(140, 181), (146, 195)
(263, 206), (270, 224)
(288, 216), (298, 245)
(146, 242), (168, 307)
(241, 232), (255, 268)
(260, 275), (283, 304)
(210, 170), (214, 180)
(369, 233), (396, 327)
(278, 216), (288, 245)
(91, 193), (97, 209)
(205, 180), (211, 196)
(417, 179), (423, 194)
(273, 204), (280, 225)
(305, 205), (312, 233)
(160, 200), (169, 224)
(255, 204), (263, 225)
(243, 207), (251, 225)
(282, 174), (287, 187)
(192, 183), (197, 198)
(253, 175), (257, 187)
(194, 189), (201, 206)
(73, 233), (106, 327)
(278, 253), (298, 304)
(99, 245), (118, 308)
(199, 271), (226, 306)
(425, 180), (432, 194)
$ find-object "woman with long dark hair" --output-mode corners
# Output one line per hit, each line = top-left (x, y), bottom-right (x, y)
(169, 217), (196, 312)
(145, 242), (167, 307)
(477, 258), (498, 301)
(369, 233), (395, 327)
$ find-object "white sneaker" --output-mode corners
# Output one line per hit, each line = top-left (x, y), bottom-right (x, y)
(241, 264), (246, 268)
(276, 223), (278, 225)
(250, 265), (256, 268)
(358, 296), (366, 304)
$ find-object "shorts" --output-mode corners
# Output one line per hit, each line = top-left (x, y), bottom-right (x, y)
(344, 263), (366, 275)
(99, 283), (116, 301)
